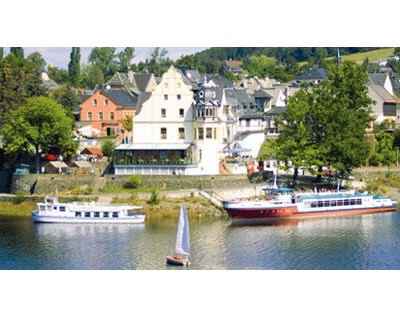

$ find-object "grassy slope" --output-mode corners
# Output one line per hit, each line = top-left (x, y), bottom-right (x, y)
(328, 48), (395, 64)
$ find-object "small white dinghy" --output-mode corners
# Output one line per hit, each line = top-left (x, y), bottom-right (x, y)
(166, 204), (190, 266)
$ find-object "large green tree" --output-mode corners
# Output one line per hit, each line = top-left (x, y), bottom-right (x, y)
(80, 63), (104, 89)
(260, 61), (373, 182)
(1, 96), (78, 173)
(10, 47), (24, 58)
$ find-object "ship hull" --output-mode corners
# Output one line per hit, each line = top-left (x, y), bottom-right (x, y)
(31, 211), (145, 224)
(224, 205), (397, 223)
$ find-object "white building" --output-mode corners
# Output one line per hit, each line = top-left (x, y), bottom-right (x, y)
(114, 66), (237, 175)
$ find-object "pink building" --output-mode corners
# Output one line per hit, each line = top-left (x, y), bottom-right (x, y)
(79, 88), (137, 136)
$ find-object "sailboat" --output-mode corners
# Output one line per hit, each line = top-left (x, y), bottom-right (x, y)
(166, 204), (190, 266)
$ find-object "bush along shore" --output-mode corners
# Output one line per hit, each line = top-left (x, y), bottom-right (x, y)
(0, 190), (227, 221)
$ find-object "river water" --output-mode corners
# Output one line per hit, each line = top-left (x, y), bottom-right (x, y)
(1, 210), (400, 270)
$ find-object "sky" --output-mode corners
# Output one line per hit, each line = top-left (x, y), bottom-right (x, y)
(3, 47), (208, 70)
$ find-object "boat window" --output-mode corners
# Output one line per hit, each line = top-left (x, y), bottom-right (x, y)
(311, 202), (317, 208)
(103, 212), (109, 218)
(112, 212), (119, 218)
(344, 199), (350, 206)
(47, 206), (52, 210)
(331, 200), (337, 207)
(356, 199), (362, 205)
(40, 205), (45, 211)
(53, 206), (57, 210)
(75, 212), (81, 217)
(338, 200), (344, 206)
(323, 201), (330, 207)
(318, 201), (323, 208)
(94, 212), (100, 218)
(85, 212), (91, 218)
(60, 206), (66, 212)
(350, 199), (356, 205)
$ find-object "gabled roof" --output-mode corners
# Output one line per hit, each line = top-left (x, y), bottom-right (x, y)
(295, 68), (328, 80)
(71, 161), (92, 168)
(133, 73), (152, 91)
(252, 89), (272, 99)
(81, 148), (103, 158)
(101, 88), (138, 108)
(208, 75), (235, 88)
(225, 60), (243, 67)
(135, 92), (152, 115)
(225, 89), (254, 106)
(369, 73), (388, 87)
(239, 111), (264, 120)
(265, 105), (287, 115)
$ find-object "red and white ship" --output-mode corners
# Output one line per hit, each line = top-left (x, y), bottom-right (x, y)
(222, 185), (397, 223)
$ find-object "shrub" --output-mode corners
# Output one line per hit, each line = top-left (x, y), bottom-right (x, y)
(101, 140), (115, 160)
(124, 175), (142, 189)
(14, 190), (26, 204)
(148, 189), (160, 205)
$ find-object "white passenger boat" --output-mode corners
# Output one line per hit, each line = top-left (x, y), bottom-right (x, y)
(31, 197), (145, 224)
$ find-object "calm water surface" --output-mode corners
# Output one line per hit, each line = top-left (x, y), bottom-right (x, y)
(1, 210), (400, 269)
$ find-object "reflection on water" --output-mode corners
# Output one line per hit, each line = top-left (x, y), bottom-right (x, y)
(1, 211), (400, 269)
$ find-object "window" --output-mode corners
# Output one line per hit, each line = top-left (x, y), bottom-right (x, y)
(110, 112), (114, 120)
(344, 199), (350, 206)
(350, 199), (356, 206)
(199, 149), (202, 161)
(318, 201), (323, 208)
(179, 108), (184, 118)
(177, 94), (181, 100)
(356, 199), (362, 205)
(198, 127), (204, 140)
(103, 212), (109, 218)
(164, 95), (168, 100)
(60, 206), (66, 212)
(338, 200), (344, 206)
(311, 202), (317, 208)
(161, 108), (166, 118)
(112, 212), (119, 218)
(104, 99), (109, 106)
(94, 212), (100, 218)
(88, 112), (92, 121)
(331, 200), (337, 207)
(85, 212), (91, 218)
(206, 128), (212, 139)
(161, 128), (167, 139)
(93, 98), (97, 106)
(179, 127), (185, 140)
(99, 112), (103, 120)
(214, 128), (217, 139)
(323, 201), (330, 207)
(75, 212), (81, 217)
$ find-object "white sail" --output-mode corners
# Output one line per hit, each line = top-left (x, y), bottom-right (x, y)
(175, 204), (190, 256)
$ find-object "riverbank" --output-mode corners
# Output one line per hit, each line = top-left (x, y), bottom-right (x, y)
(0, 194), (226, 220)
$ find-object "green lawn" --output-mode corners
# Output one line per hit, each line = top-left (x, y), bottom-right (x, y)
(328, 48), (395, 64)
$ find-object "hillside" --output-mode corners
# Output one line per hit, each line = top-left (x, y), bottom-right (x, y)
(193, 47), (382, 63)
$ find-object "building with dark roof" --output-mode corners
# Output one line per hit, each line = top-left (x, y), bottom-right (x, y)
(289, 68), (328, 87)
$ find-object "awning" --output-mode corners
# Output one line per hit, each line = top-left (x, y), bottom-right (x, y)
(223, 148), (252, 154)
(115, 143), (192, 151)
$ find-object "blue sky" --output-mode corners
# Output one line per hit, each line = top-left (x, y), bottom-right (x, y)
(3, 47), (207, 70)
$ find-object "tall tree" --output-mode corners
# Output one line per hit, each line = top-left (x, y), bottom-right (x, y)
(0, 47), (3, 59)
(80, 63), (104, 89)
(88, 47), (117, 81)
(118, 47), (135, 73)
(1, 96), (77, 173)
(68, 47), (81, 87)
(10, 47), (24, 58)
(27, 52), (46, 72)
(261, 61), (373, 182)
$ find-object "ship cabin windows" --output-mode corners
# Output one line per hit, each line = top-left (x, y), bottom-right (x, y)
(60, 206), (66, 212)
(308, 198), (362, 208)
(40, 205), (46, 211)
(94, 212), (100, 218)
(103, 212), (109, 218)
(85, 212), (91, 218)
(112, 212), (119, 218)
(75, 212), (81, 217)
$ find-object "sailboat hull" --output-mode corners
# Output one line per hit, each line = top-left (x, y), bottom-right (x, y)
(166, 255), (190, 266)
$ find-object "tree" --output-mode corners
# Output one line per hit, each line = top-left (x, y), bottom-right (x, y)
(1, 96), (77, 173)
(0, 55), (27, 125)
(27, 52), (46, 72)
(259, 87), (317, 182)
(47, 65), (69, 85)
(80, 63), (104, 89)
(118, 47), (135, 73)
(101, 140), (115, 160)
(244, 55), (277, 78)
(262, 61), (373, 182)
(370, 131), (395, 166)
(0, 47), (3, 59)
(88, 47), (117, 81)
(68, 47), (81, 87)
(10, 47), (24, 58)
